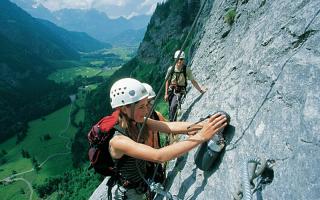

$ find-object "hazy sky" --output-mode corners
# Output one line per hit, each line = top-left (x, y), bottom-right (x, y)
(34, 0), (165, 18)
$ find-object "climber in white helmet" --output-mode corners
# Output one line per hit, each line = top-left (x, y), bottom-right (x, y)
(164, 50), (207, 122)
(142, 82), (166, 149)
(142, 83), (167, 197)
(109, 78), (226, 199)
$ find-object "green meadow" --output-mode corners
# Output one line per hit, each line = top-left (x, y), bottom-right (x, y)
(48, 66), (101, 83)
(48, 46), (133, 83)
(48, 65), (120, 83)
(102, 46), (137, 61)
(0, 46), (135, 199)
(0, 101), (83, 199)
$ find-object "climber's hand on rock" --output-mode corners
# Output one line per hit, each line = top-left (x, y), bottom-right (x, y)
(197, 113), (227, 141)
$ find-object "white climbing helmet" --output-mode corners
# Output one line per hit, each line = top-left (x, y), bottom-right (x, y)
(142, 83), (156, 99)
(110, 78), (148, 109)
(174, 50), (185, 59)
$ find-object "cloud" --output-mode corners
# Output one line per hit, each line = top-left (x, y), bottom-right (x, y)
(126, 12), (139, 19)
(145, 3), (158, 15)
(141, 0), (155, 7)
(35, 0), (93, 10)
(35, 0), (164, 18)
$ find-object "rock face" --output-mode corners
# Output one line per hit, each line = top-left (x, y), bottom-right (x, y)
(90, 0), (320, 199)
(166, 0), (320, 199)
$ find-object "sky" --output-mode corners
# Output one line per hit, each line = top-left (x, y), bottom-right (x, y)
(33, 0), (165, 18)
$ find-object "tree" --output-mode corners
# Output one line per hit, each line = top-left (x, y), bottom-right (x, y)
(0, 158), (7, 165)
(43, 134), (51, 141)
(1, 149), (7, 155)
(21, 149), (30, 158)
(31, 156), (40, 172)
(20, 188), (25, 194)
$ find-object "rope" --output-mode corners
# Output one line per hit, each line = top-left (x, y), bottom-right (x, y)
(233, 158), (274, 200)
(134, 0), (210, 198)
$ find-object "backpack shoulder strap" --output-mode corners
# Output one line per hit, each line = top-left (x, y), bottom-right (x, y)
(183, 64), (187, 87)
(167, 66), (173, 81)
(113, 124), (126, 135)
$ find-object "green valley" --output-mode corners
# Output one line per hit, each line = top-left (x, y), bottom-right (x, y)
(0, 102), (79, 199)
(0, 41), (136, 199)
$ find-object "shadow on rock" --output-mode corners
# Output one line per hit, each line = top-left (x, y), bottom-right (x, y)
(176, 167), (197, 199)
(195, 125), (235, 173)
(188, 171), (210, 200)
(183, 125), (236, 199)
(155, 153), (189, 200)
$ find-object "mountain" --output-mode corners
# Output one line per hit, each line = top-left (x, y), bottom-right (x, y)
(0, 0), (79, 60)
(0, 0), (109, 142)
(39, 19), (111, 52)
(109, 27), (147, 46)
(10, 0), (151, 46)
(9, 0), (56, 22)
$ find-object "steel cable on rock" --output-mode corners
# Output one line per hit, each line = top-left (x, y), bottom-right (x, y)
(133, 0), (211, 199)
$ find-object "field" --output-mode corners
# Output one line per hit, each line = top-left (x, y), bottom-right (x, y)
(47, 66), (121, 83)
(0, 95), (85, 200)
(0, 46), (135, 199)
(47, 46), (132, 83)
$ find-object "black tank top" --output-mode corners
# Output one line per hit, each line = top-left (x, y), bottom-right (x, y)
(113, 130), (147, 183)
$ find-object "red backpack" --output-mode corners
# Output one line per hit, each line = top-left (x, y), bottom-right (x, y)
(87, 109), (123, 176)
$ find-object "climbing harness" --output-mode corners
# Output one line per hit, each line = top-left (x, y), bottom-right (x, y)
(233, 157), (274, 200)
(149, 181), (182, 200)
(171, 91), (186, 122)
(134, 0), (210, 199)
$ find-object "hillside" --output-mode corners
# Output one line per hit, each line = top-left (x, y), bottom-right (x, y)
(0, 0), (78, 60)
(11, 0), (151, 46)
(0, 0), (109, 142)
(90, 0), (320, 199)
(38, 19), (111, 52)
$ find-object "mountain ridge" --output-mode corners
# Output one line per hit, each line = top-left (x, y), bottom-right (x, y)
(0, 0), (108, 142)
(10, 0), (151, 46)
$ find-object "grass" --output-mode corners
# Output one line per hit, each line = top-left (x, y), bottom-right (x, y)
(47, 59), (83, 69)
(0, 94), (85, 199)
(48, 65), (121, 84)
(0, 180), (32, 200)
(89, 60), (105, 67)
(48, 46), (135, 84)
(47, 67), (102, 83)
(0, 105), (75, 178)
(102, 46), (137, 61)
(224, 8), (237, 25)
(75, 109), (85, 125)
(97, 66), (121, 77)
